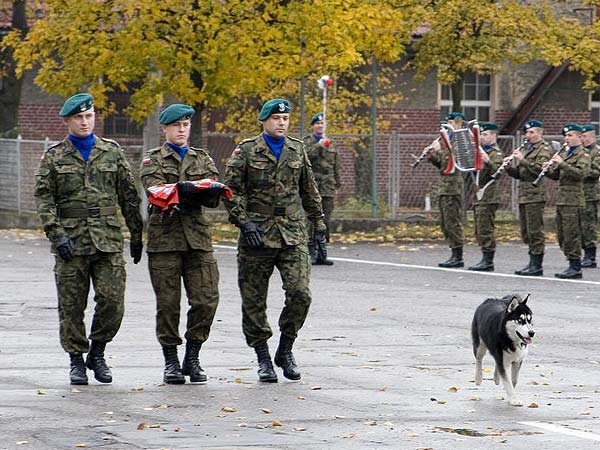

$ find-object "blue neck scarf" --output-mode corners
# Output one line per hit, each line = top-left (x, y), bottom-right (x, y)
(483, 144), (493, 152)
(314, 134), (324, 142)
(166, 142), (189, 160)
(263, 133), (284, 160)
(68, 134), (95, 161)
(567, 146), (578, 157)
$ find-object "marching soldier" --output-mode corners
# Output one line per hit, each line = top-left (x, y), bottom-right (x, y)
(427, 112), (465, 268)
(469, 123), (504, 271)
(546, 124), (591, 279)
(223, 98), (326, 383)
(140, 104), (221, 385)
(35, 93), (143, 385)
(579, 124), (600, 268)
(504, 120), (552, 276)
(302, 112), (341, 265)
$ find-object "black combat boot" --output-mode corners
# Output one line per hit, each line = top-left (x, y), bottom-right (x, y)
(555, 258), (583, 279)
(182, 341), (207, 384)
(315, 241), (334, 266)
(438, 247), (464, 268)
(581, 246), (597, 268)
(85, 341), (112, 383)
(516, 253), (543, 276)
(468, 250), (494, 271)
(69, 353), (88, 385)
(254, 343), (278, 383)
(162, 346), (185, 384)
(274, 334), (301, 381)
(308, 240), (318, 265)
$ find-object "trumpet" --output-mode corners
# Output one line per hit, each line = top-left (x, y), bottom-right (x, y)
(411, 138), (440, 169)
(532, 141), (566, 187)
(475, 141), (526, 201)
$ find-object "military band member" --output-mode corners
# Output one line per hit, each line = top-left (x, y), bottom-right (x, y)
(223, 99), (326, 383)
(427, 112), (466, 268)
(303, 112), (341, 265)
(546, 124), (591, 279)
(579, 124), (600, 268)
(504, 120), (552, 276)
(35, 93), (143, 385)
(140, 104), (221, 385)
(469, 123), (504, 271)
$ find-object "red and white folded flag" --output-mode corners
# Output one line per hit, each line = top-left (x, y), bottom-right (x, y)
(147, 179), (233, 212)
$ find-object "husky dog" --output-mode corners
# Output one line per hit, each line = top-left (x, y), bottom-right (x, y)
(471, 294), (535, 406)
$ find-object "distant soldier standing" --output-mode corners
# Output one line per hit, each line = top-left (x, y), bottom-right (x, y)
(302, 112), (341, 265)
(35, 93), (143, 385)
(546, 124), (591, 279)
(427, 112), (465, 268)
(579, 124), (600, 268)
(140, 104), (221, 385)
(504, 120), (552, 276)
(223, 99), (326, 383)
(469, 123), (504, 271)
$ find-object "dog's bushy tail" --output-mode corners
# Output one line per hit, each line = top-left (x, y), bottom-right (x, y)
(471, 315), (481, 358)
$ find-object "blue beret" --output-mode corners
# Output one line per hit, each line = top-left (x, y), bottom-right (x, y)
(446, 112), (466, 121)
(59, 93), (94, 117)
(480, 122), (498, 132)
(258, 99), (290, 121)
(580, 124), (596, 133)
(159, 104), (195, 125)
(311, 113), (324, 125)
(524, 120), (543, 130)
(562, 123), (583, 135)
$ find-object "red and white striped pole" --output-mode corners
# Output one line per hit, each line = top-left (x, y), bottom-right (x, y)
(317, 75), (333, 147)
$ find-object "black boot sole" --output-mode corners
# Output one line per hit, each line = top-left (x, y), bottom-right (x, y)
(258, 374), (278, 383)
(164, 376), (186, 385)
(85, 360), (112, 383)
(274, 358), (301, 381)
(70, 377), (88, 385)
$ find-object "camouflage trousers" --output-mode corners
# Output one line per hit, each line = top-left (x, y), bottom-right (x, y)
(439, 195), (463, 248)
(556, 205), (582, 260)
(237, 244), (312, 348)
(474, 203), (499, 251)
(518, 202), (546, 256)
(54, 252), (125, 354)
(307, 196), (335, 243)
(581, 201), (598, 249)
(148, 250), (219, 347)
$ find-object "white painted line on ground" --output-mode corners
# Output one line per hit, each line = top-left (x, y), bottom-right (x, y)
(520, 421), (600, 441)
(214, 244), (600, 286)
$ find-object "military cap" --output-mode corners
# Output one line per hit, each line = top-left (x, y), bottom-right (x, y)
(446, 112), (466, 121)
(524, 119), (543, 130)
(561, 123), (583, 135)
(159, 104), (195, 125)
(258, 99), (290, 121)
(59, 93), (94, 117)
(311, 113), (324, 125)
(580, 124), (596, 133)
(480, 122), (498, 132)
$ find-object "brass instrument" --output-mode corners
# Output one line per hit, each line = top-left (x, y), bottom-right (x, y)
(532, 141), (566, 187)
(475, 140), (527, 201)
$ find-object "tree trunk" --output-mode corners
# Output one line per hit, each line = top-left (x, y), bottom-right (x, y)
(451, 76), (463, 113)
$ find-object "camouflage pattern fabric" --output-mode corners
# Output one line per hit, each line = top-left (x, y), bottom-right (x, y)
(581, 201), (598, 249)
(475, 144), (504, 205)
(556, 205), (583, 259)
(439, 195), (463, 248)
(505, 140), (552, 204)
(428, 146), (464, 196)
(582, 144), (600, 248)
(302, 135), (341, 197)
(474, 203), (499, 251)
(518, 203), (546, 255)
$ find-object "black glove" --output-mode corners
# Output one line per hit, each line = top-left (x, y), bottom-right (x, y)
(130, 241), (143, 264)
(199, 184), (224, 208)
(177, 181), (196, 198)
(55, 235), (75, 262)
(240, 221), (263, 248)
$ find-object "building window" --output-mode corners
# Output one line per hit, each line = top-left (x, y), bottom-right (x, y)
(103, 91), (143, 137)
(440, 73), (491, 122)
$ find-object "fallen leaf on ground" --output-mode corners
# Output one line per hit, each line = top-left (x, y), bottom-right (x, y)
(16, 441), (30, 445)
(528, 403), (539, 408)
(36, 390), (46, 395)
(271, 420), (282, 427)
(293, 427), (307, 432)
(297, 396), (306, 400)
(436, 400), (447, 404)
(148, 423), (161, 429)
(222, 406), (237, 413)
(448, 386), (458, 393)
(131, 386), (144, 391)
(75, 444), (86, 448)
(310, 386), (322, 390)
(261, 408), (272, 414)
(137, 422), (147, 430)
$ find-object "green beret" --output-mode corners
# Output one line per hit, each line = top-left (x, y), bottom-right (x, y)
(580, 124), (596, 133)
(310, 113), (324, 125)
(446, 112), (466, 121)
(258, 99), (290, 121)
(59, 93), (94, 117)
(524, 120), (543, 130)
(159, 104), (195, 125)
(562, 123), (583, 135)
(480, 122), (498, 132)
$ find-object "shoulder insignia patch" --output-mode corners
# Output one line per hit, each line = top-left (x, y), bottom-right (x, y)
(232, 147), (241, 156)
(142, 158), (152, 165)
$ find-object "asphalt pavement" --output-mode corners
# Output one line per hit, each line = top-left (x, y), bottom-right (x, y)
(1, 229), (600, 450)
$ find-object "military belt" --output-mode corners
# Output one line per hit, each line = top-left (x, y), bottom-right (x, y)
(58, 206), (117, 218)
(247, 204), (299, 216)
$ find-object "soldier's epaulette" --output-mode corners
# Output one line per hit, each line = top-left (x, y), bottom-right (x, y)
(190, 146), (210, 157)
(45, 141), (63, 153)
(286, 135), (303, 144)
(237, 135), (261, 147)
(99, 137), (122, 150)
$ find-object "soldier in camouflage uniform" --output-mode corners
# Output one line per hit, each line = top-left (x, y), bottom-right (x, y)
(469, 123), (504, 272)
(302, 112), (341, 265)
(504, 120), (552, 276)
(546, 124), (591, 279)
(427, 112), (465, 268)
(140, 104), (221, 385)
(223, 98), (326, 383)
(34, 93), (143, 385)
(579, 124), (600, 268)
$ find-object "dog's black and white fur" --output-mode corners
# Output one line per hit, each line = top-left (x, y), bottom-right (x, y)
(471, 294), (535, 406)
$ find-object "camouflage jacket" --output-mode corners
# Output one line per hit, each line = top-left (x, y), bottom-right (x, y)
(505, 140), (552, 204)
(583, 144), (600, 201)
(34, 136), (143, 255)
(223, 134), (324, 248)
(140, 144), (219, 253)
(302, 134), (341, 197)
(428, 145), (464, 196)
(547, 145), (591, 207)
(475, 144), (504, 205)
